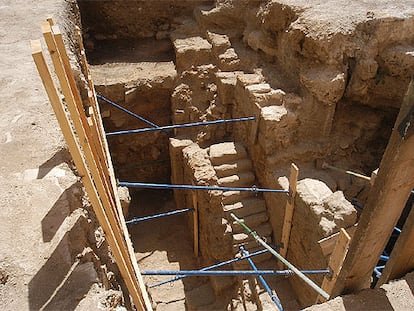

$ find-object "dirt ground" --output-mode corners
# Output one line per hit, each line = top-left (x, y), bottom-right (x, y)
(0, 0), (113, 310)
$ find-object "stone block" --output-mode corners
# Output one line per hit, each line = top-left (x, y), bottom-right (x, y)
(218, 48), (240, 71)
(206, 31), (231, 55)
(217, 172), (255, 188)
(209, 142), (247, 166)
(174, 36), (213, 70)
(216, 71), (238, 104)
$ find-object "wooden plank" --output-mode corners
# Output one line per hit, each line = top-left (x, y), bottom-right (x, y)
(31, 41), (149, 310)
(51, 25), (112, 192)
(318, 225), (357, 257)
(42, 21), (123, 255)
(46, 16), (54, 26)
(316, 228), (351, 303)
(84, 72), (152, 308)
(41, 23), (148, 308)
(331, 76), (414, 297)
(74, 26), (109, 160)
(72, 26), (151, 306)
(377, 201), (414, 286)
(192, 189), (199, 257)
(278, 163), (299, 269)
(45, 23), (117, 227)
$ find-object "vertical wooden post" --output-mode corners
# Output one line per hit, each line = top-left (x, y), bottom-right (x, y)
(331, 76), (414, 297)
(316, 228), (351, 303)
(377, 201), (414, 287)
(192, 188), (199, 257)
(279, 163), (299, 269)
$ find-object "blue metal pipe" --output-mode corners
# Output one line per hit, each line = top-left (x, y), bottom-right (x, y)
(149, 248), (269, 288)
(380, 255), (389, 261)
(118, 182), (289, 194)
(97, 94), (162, 130)
(142, 269), (330, 276)
(106, 116), (256, 136)
(374, 265), (385, 278)
(126, 208), (194, 225)
(240, 246), (283, 311)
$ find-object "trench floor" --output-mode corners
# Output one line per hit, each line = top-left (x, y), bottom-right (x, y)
(128, 189), (223, 310)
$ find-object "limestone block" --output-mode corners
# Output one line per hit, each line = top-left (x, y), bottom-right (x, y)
(117, 186), (131, 218)
(206, 31), (231, 55)
(214, 158), (253, 178)
(323, 191), (357, 228)
(216, 71), (240, 104)
(296, 179), (357, 238)
(300, 67), (346, 103)
(209, 142), (247, 166)
(218, 48), (240, 71)
(173, 36), (213, 70)
(258, 105), (297, 153)
(246, 83), (272, 94)
(217, 171), (255, 188)
(236, 73), (264, 87)
(184, 145), (217, 184)
(246, 85), (287, 107)
(297, 178), (333, 207)
(261, 105), (287, 121)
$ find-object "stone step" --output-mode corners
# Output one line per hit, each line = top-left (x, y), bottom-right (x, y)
(224, 198), (266, 218)
(218, 172), (255, 188)
(209, 142), (248, 166)
(214, 158), (253, 178)
(232, 223), (273, 244)
(232, 212), (269, 234)
(222, 190), (254, 205)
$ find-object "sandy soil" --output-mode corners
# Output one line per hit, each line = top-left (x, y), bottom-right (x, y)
(0, 1), (115, 310)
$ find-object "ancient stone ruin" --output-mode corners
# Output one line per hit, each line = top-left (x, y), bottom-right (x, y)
(6, 0), (414, 310)
(77, 0), (414, 309)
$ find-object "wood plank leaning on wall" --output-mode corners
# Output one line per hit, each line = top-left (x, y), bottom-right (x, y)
(31, 19), (152, 310)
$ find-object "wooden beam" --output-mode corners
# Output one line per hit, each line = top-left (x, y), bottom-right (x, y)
(316, 228), (351, 303)
(192, 188), (199, 257)
(40, 22), (151, 309)
(51, 25), (111, 193)
(42, 22), (118, 225)
(331, 75), (414, 296)
(31, 41), (150, 310)
(71, 27), (151, 306)
(318, 225), (356, 257)
(377, 201), (414, 286)
(279, 163), (299, 269)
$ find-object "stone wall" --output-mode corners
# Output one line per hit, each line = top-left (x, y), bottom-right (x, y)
(91, 62), (176, 183)
(265, 175), (357, 307)
(169, 139), (234, 293)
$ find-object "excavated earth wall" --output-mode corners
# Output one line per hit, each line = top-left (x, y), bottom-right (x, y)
(77, 0), (414, 309)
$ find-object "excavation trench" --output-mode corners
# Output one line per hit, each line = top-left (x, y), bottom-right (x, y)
(76, 0), (414, 309)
